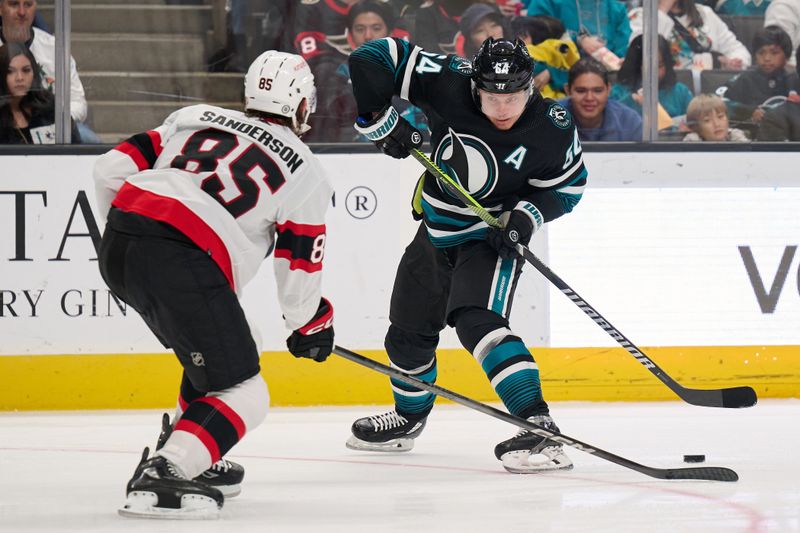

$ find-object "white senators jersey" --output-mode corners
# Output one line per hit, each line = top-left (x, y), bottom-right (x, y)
(94, 104), (333, 330)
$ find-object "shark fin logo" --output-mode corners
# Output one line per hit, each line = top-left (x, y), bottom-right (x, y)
(435, 128), (498, 200)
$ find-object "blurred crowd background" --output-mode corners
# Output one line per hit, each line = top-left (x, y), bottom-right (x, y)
(1, 0), (799, 145)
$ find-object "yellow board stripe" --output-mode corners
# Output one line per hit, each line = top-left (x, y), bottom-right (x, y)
(1, 346), (798, 411)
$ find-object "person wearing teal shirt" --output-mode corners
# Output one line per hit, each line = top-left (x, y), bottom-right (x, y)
(523, 0), (631, 58)
(715, 0), (771, 16)
(610, 35), (694, 118)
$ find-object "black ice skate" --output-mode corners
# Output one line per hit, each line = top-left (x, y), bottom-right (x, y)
(346, 410), (427, 452)
(157, 413), (245, 497)
(119, 447), (223, 520)
(494, 415), (573, 473)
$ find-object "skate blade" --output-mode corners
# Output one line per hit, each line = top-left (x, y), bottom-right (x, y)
(500, 450), (574, 474)
(118, 491), (220, 520)
(345, 434), (414, 452)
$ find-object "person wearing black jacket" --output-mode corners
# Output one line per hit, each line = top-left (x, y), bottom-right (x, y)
(757, 45), (800, 141)
(717, 26), (799, 124)
(0, 42), (79, 144)
(344, 37), (587, 473)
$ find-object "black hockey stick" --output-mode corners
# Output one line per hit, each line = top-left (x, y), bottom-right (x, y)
(410, 148), (757, 409)
(333, 345), (738, 482)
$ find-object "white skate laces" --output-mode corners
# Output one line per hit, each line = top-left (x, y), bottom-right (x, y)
(209, 459), (231, 473)
(368, 411), (409, 432)
(346, 410), (427, 453)
(159, 457), (189, 480)
(497, 416), (574, 473)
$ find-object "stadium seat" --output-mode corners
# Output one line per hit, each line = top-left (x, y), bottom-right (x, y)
(700, 69), (740, 95)
(675, 69), (699, 94)
(719, 15), (765, 54)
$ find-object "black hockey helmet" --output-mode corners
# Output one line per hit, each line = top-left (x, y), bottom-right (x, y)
(471, 38), (534, 94)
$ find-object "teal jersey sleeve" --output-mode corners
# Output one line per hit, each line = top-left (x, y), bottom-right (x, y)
(349, 37), (472, 116)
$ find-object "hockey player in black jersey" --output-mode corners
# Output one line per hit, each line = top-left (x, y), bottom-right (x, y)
(345, 37), (587, 473)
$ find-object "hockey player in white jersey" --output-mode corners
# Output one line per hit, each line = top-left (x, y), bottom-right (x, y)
(94, 51), (334, 519)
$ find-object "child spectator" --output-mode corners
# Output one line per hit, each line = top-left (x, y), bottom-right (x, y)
(757, 44), (800, 140)
(560, 57), (643, 141)
(523, 0), (632, 61)
(611, 35), (694, 119)
(717, 25), (799, 123)
(630, 0), (751, 70)
(683, 93), (749, 140)
(512, 15), (580, 99)
(0, 43), (79, 144)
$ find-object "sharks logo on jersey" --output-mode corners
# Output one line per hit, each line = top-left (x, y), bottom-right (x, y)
(434, 128), (498, 200)
(547, 103), (571, 129)
(448, 56), (473, 76)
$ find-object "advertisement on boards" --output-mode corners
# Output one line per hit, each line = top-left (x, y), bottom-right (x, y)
(1, 152), (797, 356)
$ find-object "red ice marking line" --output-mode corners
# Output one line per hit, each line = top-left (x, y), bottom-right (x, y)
(1, 446), (766, 532)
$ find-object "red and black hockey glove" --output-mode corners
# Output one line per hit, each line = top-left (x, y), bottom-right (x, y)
(354, 105), (423, 159)
(486, 200), (543, 259)
(286, 297), (334, 362)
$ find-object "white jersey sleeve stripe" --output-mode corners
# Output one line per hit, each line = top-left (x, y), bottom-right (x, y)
(527, 154), (584, 187)
(387, 38), (398, 68)
(400, 46), (422, 101)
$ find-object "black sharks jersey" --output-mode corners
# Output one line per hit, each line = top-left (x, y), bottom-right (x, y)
(349, 37), (587, 247)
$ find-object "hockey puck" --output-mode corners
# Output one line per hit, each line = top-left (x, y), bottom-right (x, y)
(683, 454), (706, 463)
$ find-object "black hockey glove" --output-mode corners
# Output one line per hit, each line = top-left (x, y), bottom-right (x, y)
(286, 297), (334, 362)
(486, 201), (543, 259)
(354, 105), (423, 159)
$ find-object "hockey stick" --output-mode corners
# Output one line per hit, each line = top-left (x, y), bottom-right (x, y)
(333, 345), (738, 482)
(410, 148), (757, 409)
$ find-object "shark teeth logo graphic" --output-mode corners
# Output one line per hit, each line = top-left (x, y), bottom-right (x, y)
(435, 128), (498, 200)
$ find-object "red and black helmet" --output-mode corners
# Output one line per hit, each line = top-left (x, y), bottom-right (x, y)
(471, 38), (534, 94)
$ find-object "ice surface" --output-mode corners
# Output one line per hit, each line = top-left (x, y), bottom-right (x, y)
(1, 400), (797, 532)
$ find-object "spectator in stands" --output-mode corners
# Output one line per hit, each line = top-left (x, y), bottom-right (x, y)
(714, 0), (772, 16)
(757, 44), (800, 139)
(683, 93), (749, 139)
(0, 43), (79, 144)
(290, 0), (410, 80)
(523, 0), (632, 61)
(560, 57), (643, 141)
(630, 0), (752, 70)
(306, 0), (422, 142)
(512, 15), (580, 99)
(764, 0), (800, 65)
(0, 6), (47, 32)
(290, 0), (357, 74)
(413, 0), (477, 55)
(611, 35), (694, 120)
(349, 0), (394, 48)
(0, 0), (97, 142)
(456, 3), (509, 58)
(717, 25), (799, 122)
